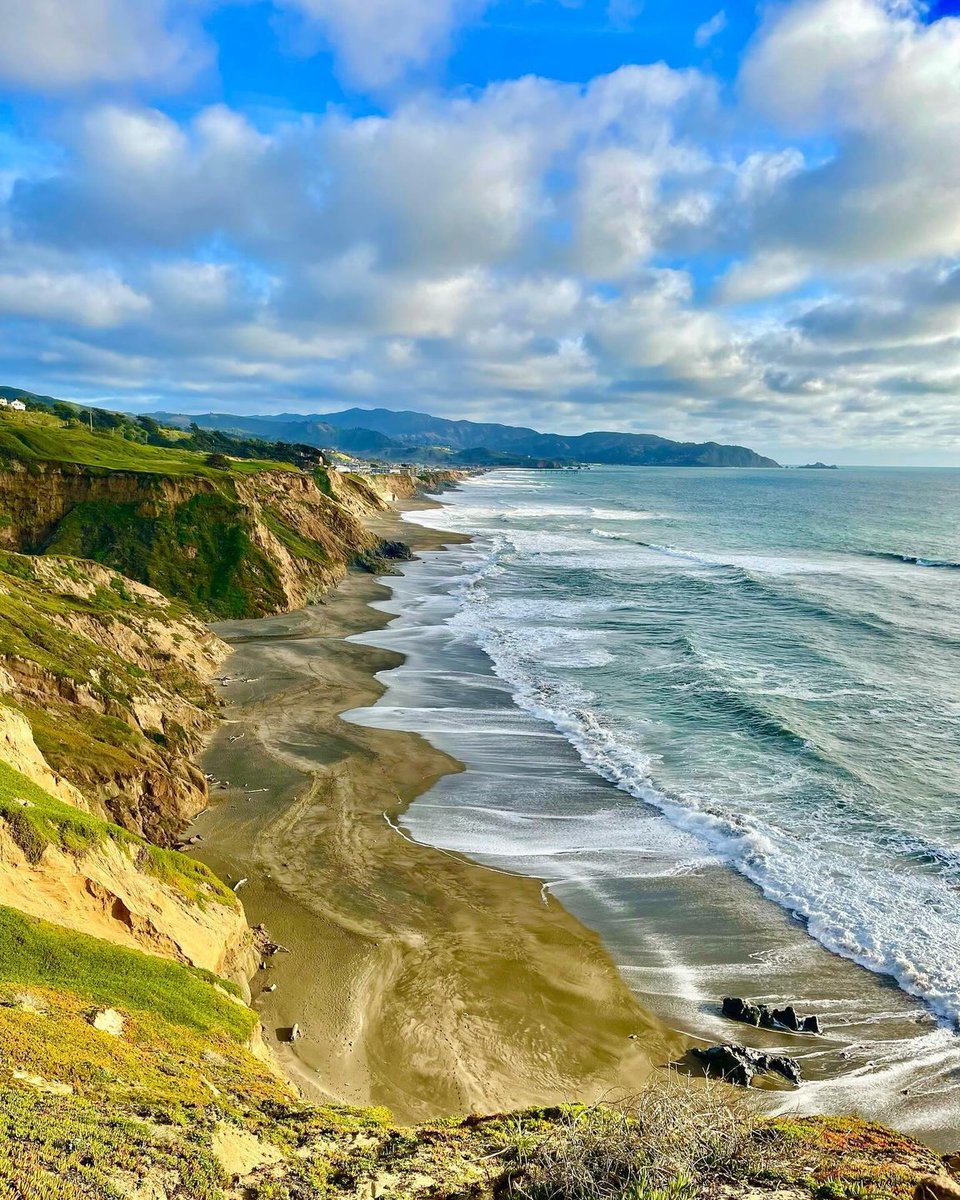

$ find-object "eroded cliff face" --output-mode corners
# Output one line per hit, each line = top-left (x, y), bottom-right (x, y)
(0, 824), (255, 986)
(0, 461), (452, 619)
(0, 553), (227, 842)
(0, 706), (87, 809)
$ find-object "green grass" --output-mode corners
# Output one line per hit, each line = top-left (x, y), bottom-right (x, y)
(0, 907), (248, 1037)
(42, 495), (290, 619)
(0, 414), (288, 479)
(0, 759), (236, 907)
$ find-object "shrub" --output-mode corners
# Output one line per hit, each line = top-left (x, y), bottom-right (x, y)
(506, 1076), (761, 1200)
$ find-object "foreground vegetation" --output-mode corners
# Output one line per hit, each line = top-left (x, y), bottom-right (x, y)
(0, 926), (949, 1200)
(0, 906), (951, 1200)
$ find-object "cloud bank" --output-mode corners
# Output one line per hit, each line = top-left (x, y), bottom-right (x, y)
(1, 0), (960, 461)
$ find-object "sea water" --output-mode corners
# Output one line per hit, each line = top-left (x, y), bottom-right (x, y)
(346, 466), (960, 1141)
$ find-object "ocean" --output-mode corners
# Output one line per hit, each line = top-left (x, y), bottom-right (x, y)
(346, 466), (960, 1143)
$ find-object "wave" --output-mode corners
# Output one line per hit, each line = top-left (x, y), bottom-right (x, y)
(860, 550), (960, 570)
(447, 573), (960, 1029)
(412, 472), (960, 1028)
(638, 542), (960, 648)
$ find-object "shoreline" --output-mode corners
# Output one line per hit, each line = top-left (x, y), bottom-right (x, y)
(187, 496), (687, 1122)
(364, 482), (960, 1151)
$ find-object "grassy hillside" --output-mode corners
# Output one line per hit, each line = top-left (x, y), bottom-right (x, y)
(41, 493), (291, 618)
(0, 412), (285, 477)
(0, 918), (948, 1200)
(0, 549), (223, 838)
(0, 412), (395, 619)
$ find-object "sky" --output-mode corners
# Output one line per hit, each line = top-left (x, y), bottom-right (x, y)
(1, 1), (960, 463)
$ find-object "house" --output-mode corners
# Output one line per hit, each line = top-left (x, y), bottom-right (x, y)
(0, 398), (7, 408)
(9, 399), (26, 412)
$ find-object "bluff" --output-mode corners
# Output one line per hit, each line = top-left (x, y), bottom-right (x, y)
(0, 550), (225, 841)
(0, 416), (452, 619)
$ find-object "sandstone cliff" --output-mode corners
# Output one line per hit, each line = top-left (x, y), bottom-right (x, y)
(0, 551), (227, 841)
(0, 460), (447, 619)
(0, 823), (254, 984)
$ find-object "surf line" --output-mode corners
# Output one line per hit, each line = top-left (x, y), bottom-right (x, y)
(382, 806), (553, 901)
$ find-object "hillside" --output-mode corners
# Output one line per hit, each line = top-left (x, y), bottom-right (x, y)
(153, 406), (781, 468)
(0, 549), (227, 840)
(2, 384), (779, 466)
(0, 412), (449, 620)
(320, 408), (781, 468)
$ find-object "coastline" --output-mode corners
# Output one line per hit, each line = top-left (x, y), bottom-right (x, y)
(187, 497), (687, 1122)
(358, 477), (960, 1151)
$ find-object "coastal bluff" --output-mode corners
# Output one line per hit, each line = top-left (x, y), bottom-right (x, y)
(0, 414), (953, 1199)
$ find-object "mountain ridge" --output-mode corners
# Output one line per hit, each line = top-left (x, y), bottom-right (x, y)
(151, 404), (781, 468)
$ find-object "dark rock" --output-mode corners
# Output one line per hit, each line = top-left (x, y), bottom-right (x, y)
(691, 1042), (802, 1088)
(772, 1005), (801, 1031)
(721, 995), (822, 1034)
(766, 1054), (803, 1085)
(721, 997), (761, 1026)
(692, 1044), (757, 1087)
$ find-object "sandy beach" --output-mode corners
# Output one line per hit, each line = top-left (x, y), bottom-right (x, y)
(187, 499), (686, 1122)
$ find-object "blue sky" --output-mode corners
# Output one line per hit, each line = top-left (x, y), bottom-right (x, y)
(1, 0), (960, 463)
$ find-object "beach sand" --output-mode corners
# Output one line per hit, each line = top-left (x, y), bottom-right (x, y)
(187, 501), (686, 1122)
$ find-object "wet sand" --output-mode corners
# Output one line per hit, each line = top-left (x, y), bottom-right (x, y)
(187, 501), (686, 1121)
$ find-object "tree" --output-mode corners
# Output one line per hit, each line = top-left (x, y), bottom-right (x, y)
(205, 452), (232, 470)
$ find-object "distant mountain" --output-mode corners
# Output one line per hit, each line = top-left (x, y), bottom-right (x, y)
(154, 406), (780, 468)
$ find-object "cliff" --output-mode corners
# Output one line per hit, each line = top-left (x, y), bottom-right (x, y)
(0, 550), (225, 841)
(0, 414), (464, 620)
(0, 758), (254, 986)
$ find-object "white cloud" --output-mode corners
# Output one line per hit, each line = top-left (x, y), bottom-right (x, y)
(694, 10), (727, 48)
(0, 0), (208, 90)
(716, 252), (809, 304)
(0, 269), (149, 328)
(278, 0), (488, 89)
(742, 0), (960, 264)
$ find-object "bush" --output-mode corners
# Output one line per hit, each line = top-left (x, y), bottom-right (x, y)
(505, 1076), (761, 1200)
(205, 451), (232, 470)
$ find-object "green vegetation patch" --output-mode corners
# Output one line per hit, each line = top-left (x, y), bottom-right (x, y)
(42, 495), (289, 619)
(754, 1116), (944, 1199)
(0, 759), (235, 907)
(0, 414), (283, 480)
(0, 1088), (225, 1200)
(0, 908), (248, 1040)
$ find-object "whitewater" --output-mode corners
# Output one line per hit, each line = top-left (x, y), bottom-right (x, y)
(347, 465), (960, 1141)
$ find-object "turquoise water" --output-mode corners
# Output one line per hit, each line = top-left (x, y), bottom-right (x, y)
(348, 466), (960, 1138)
